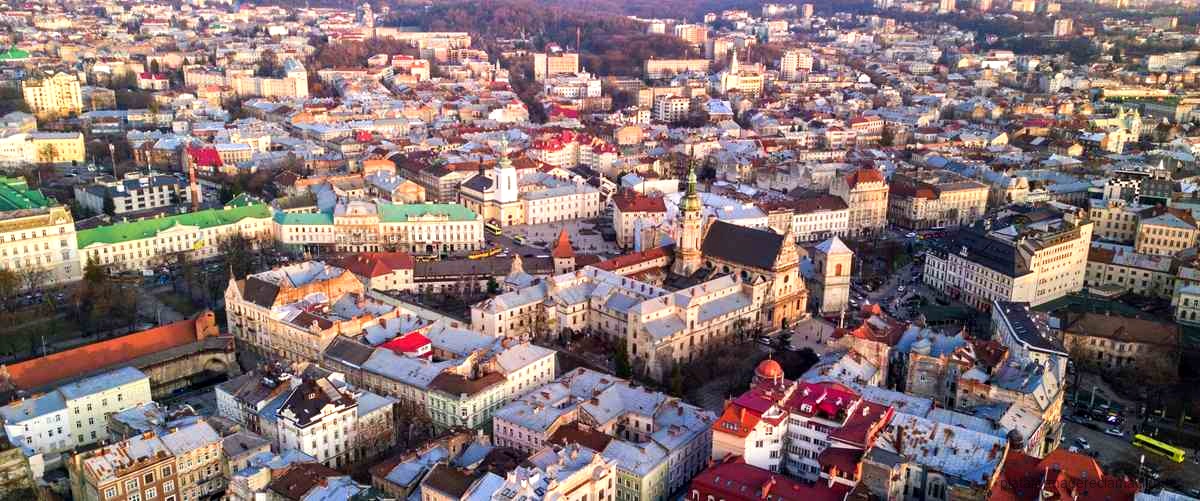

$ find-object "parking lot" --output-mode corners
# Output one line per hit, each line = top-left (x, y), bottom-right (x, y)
(494, 218), (621, 258)
(1062, 403), (1200, 494)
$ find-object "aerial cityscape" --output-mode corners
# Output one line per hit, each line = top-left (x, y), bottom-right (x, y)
(0, 0), (1198, 500)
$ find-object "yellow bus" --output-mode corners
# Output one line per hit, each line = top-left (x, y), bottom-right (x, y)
(484, 223), (502, 236)
(468, 247), (502, 260)
(1132, 434), (1185, 463)
(513, 235), (527, 245)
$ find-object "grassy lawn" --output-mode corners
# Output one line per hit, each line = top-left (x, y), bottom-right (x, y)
(155, 291), (201, 317)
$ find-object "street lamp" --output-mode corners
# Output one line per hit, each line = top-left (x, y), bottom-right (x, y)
(108, 143), (117, 178)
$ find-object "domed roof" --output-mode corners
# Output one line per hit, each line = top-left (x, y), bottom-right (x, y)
(755, 359), (784, 380)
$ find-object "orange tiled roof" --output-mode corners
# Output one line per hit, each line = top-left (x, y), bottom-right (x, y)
(2, 312), (214, 390)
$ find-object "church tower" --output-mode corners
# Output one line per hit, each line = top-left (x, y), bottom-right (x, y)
(494, 139), (519, 204)
(551, 228), (576, 275)
(671, 163), (704, 276)
(812, 236), (853, 315)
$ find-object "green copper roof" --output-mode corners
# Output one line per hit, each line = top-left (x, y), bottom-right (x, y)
(274, 211), (334, 225)
(0, 176), (51, 211)
(378, 202), (478, 222)
(0, 47), (29, 61)
(77, 204), (271, 248)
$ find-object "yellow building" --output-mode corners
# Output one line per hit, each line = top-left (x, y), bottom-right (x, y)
(21, 71), (83, 119)
(30, 132), (85, 165)
(829, 167), (889, 237)
(1135, 208), (1198, 257)
(0, 177), (81, 285)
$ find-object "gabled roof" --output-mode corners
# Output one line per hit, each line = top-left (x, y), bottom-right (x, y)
(551, 228), (574, 259)
(844, 167), (885, 188)
(700, 220), (786, 270)
(336, 252), (415, 278)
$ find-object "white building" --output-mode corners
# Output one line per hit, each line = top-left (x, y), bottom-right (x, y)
(0, 367), (152, 478)
(923, 204), (1093, 309)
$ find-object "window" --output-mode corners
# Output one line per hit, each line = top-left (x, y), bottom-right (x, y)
(128, 494), (140, 501)
(144, 472), (155, 484)
(161, 465), (172, 477)
(104, 487), (117, 499)
(163, 481), (174, 493)
(145, 487), (157, 500)
(126, 480), (139, 492)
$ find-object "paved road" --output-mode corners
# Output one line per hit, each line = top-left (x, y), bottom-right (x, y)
(1064, 420), (1200, 492)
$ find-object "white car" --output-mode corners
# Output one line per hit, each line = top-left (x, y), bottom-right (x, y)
(1104, 428), (1124, 438)
(1074, 437), (1090, 449)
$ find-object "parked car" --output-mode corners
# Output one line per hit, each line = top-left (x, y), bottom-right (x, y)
(1074, 437), (1090, 450)
(1104, 428), (1124, 438)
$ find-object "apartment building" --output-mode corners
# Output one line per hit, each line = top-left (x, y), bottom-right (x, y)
(0, 177), (81, 284)
(1088, 199), (1146, 244)
(224, 261), (406, 362)
(22, 71), (83, 118)
(78, 203), (273, 271)
(923, 204), (1093, 309)
(27, 132), (85, 165)
(1085, 244), (1177, 298)
(74, 172), (192, 216)
(887, 170), (989, 230)
(673, 24), (708, 45)
(829, 167), (889, 237)
(612, 189), (668, 249)
(652, 95), (691, 122)
(493, 368), (713, 501)
(275, 376), (396, 469)
(644, 59), (711, 79)
(1062, 313), (1180, 383)
(160, 421), (223, 501)
(1135, 208), (1198, 257)
(780, 49), (814, 81)
(68, 431), (179, 501)
(532, 52), (579, 81)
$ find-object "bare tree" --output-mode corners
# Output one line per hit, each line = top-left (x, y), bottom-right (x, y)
(18, 266), (51, 292)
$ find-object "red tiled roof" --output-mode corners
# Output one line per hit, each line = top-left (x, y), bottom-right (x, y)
(828, 399), (893, 447)
(845, 168), (885, 188)
(991, 449), (1138, 501)
(2, 312), (217, 390)
(786, 381), (859, 421)
(612, 189), (668, 213)
(336, 252), (414, 278)
(690, 460), (851, 501)
(594, 246), (671, 272)
(551, 229), (575, 259)
(187, 145), (222, 167)
(380, 332), (431, 358)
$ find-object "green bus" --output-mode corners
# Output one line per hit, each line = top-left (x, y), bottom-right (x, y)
(1132, 434), (1185, 463)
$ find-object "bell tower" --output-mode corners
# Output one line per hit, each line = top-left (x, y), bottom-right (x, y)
(672, 163), (704, 276)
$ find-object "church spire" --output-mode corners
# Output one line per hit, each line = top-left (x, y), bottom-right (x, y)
(681, 160), (701, 213)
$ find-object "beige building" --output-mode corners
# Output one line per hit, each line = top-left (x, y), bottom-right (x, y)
(644, 59), (711, 79)
(0, 180), (81, 285)
(612, 190), (668, 249)
(161, 422), (224, 501)
(1062, 313), (1179, 383)
(78, 204), (273, 272)
(1084, 245), (1177, 298)
(887, 169), (988, 230)
(30, 132), (85, 165)
(224, 261), (405, 363)
(1089, 199), (1145, 244)
(69, 431), (179, 501)
(22, 71), (83, 119)
(459, 155), (600, 227)
(532, 52), (579, 81)
(273, 201), (485, 255)
(829, 167), (889, 237)
(1135, 208), (1198, 256)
